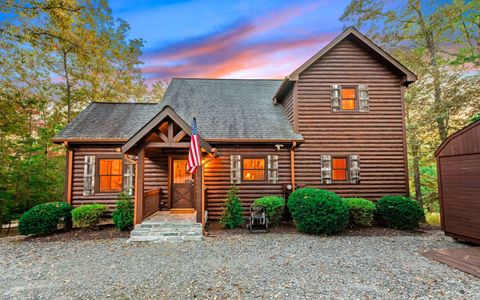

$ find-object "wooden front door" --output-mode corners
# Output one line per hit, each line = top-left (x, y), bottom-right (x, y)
(171, 158), (194, 209)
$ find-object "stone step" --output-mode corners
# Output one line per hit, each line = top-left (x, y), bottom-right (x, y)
(135, 222), (201, 229)
(129, 219), (204, 243)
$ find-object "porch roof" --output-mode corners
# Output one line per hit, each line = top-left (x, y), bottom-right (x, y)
(121, 105), (213, 154)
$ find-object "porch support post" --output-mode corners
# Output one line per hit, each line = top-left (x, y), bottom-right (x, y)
(195, 165), (203, 223)
(134, 147), (145, 225)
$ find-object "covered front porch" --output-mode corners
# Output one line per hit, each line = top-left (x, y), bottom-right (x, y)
(121, 106), (216, 237)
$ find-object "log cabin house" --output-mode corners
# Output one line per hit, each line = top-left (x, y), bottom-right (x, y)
(53, 27), (417, 238)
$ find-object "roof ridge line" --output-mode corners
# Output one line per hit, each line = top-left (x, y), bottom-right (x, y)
(90, 101), (159, 105)
(172, 77), (283, 81)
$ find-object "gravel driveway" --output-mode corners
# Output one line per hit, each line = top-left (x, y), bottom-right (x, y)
(1, 230), (478, 299)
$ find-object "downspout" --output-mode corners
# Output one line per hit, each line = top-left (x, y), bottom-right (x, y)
(290, 142), (297, 191)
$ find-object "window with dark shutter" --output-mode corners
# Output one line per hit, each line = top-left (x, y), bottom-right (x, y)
(83, 156), (95, 196)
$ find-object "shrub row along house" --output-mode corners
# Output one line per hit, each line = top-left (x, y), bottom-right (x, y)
(53, 27), (417, 237)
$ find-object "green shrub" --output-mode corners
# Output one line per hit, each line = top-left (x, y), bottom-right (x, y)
(113, 193), (134, 231)
(18, 202), (72, 236)
(72, 204), (108, 228)
(253, 196), (285, 226)
(343, 198), (376, 227)
(288, 188), (349, 235)
(425, 212), (441, 226)
(220, 186), (244, 229)
(376, 196), (424, 230)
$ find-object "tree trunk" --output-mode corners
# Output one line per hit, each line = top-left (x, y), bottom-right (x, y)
(411, 141), (423, 208)
(410, 0), (448, 142)
(62, 50), (72, 122)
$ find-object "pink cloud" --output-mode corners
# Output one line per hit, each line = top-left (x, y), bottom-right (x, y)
(142, 3), (337, 81)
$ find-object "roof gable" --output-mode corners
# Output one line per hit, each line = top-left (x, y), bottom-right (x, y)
(289, 27), (417, 83)
(122, 106), (212, 153)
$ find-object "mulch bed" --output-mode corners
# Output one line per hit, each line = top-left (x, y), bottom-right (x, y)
(207, 221), (439, 237)
(21, 224), (130, 243)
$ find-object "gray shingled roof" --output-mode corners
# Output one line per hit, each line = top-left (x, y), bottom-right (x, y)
(53, 103), (160, 140)
(54, 78), (303, 142)
(159, 78), (302, 141)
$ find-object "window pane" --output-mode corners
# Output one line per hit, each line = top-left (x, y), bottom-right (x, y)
(341, 99), (355, 110)
(341, 88), (356, 99)
(243, 159), (264, 170)
(243, 170), (265, 181)
(99, 159), (122, 175)
(98, 159), (122, 192)
(99, 175), (122, 192)
(332, 170), (347, 181)
(243, 158), (265, 181)
(332, 158), (347, 169)
(173, 159), (192, 183)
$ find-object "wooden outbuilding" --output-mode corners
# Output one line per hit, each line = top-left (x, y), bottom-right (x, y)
(435, 120), (480, 244)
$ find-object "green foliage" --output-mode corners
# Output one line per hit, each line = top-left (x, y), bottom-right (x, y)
(470, 113), (480, 123)
(425, 212), (441, 226)
(72, 204), (108, 228)
(18, 202), (72, 235)
(113, 193), (134, 231)
(220, 186), (244, 229)
(288, 188), (349, 235)
(376, 196), (424, 230)
(342, 198), (376, 227)
(253, 196), (285, 226)
(0, 0), (148, 221)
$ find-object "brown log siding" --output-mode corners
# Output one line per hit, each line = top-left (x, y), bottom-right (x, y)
(71, 145), (124, 211)
(204, 144), (291, 221)
(293, 37), (408, 199)
(282, 89), (295, 128)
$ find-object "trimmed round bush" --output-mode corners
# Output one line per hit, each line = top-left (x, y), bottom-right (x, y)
(113, 194), (134, 231)
(18, 202), (72, 236)
(253, 196), (285, 226)
(288, 188), (349, 235)
(72, 204), (108, 228)
(342, 198), (376, 227)
(376, 196), (424, 230)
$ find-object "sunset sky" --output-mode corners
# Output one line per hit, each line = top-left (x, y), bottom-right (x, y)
(110, 0), (357, 83)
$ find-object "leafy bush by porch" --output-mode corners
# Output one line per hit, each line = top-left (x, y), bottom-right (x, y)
(221, 186), (244, 229)
(343, 198), (376, 227)
(113, 193), (134, 231)
(72, 204), (108, 228)
(18, 202), (72, 236)
(253, 196), (285, 226)
(288, 188), (349, 235)
(376, 196), (424, 230)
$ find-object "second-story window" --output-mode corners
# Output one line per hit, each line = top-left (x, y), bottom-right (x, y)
(341, 87), (356, 111)
(331, 85), (369, 112)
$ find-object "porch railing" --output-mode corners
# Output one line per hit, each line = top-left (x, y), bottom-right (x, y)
(144, 188), (161, 218)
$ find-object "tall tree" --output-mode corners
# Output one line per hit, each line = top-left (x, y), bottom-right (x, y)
(0, 0), (147, 220)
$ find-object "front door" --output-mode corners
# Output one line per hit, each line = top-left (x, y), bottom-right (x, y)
(171, 158), (194, 209)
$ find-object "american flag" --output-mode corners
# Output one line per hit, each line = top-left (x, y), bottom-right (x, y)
(187, 118), (201, 174)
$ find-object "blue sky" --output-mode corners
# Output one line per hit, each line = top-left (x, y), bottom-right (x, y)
(110, 0), (355, 82)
